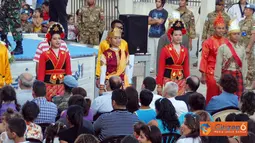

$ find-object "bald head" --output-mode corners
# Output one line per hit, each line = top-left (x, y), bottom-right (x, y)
(186, 75), (200, 92)
(108, 76), (122, 91)
(19, 73), (34, 89)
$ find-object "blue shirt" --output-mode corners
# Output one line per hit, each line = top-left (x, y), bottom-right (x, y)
(32, 97), (58, 124)
(156, 119), (180, 134)
(135, 108), (156, 124)
(148, 9), (168, 38)
(178, 112), (214, 126)
(206, 91), (238, 114)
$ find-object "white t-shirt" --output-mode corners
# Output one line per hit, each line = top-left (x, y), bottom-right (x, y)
(168, 98), (188, 117)
(176, 137), (202, 143)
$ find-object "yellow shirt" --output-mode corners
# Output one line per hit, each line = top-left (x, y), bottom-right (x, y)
(96, 39), (129, 77)
(0, 43), (12, 87)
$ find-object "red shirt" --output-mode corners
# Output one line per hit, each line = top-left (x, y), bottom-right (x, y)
(43, 12), (49, 21)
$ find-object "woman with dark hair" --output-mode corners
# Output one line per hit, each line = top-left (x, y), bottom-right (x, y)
(74, 134), (99, 143)
(22, 101), (43, 141)
(0, 85), (20, 123)
(176, 114), (201, 143)
(156, 18), (190, 95)
(58, 105), (94, 143)
(71, 87), (87, 97)
(240, 91), (255, 121)
(206, 74), (238, 114)
(125, 86), (139, 113)
(137, 125), (162, 143)
(148, 98), (180, 134)
(44, 122), (67, 143)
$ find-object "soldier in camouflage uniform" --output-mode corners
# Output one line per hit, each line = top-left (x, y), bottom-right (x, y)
(177, 0), (196, 50)
(77, 0), (105, 45)
(202, 0), (231, 42)
(239, 4), (255, 88)
(21, 9), (33, 33)
(0, 0), (23, 55)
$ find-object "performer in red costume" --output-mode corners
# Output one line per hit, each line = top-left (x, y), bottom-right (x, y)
(156, 19), (190, 95)
(38, 23), (72, 101)
(199, 13), (229, 104)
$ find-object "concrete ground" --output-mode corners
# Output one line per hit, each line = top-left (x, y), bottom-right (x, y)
(133, 38), (207, 95)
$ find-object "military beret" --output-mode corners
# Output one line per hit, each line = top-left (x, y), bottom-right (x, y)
(21, 9), (30, 15)
(245, 4), (255, 11)
(216, 0), (225, 5)
(63, 75), (78, 88)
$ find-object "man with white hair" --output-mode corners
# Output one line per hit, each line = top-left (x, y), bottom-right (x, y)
(162, 81), (188, 117)
(17, 73), (34, 106)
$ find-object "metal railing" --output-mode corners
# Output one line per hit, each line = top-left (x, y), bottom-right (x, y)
(70, 0), (118, 30)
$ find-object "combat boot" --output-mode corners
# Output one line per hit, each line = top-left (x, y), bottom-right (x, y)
(1, 34), (12, 48)
(13, 41), (23, 55)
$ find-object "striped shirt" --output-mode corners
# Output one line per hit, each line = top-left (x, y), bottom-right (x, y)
(32, 97), (58, 124)
(33, 40), (68, 62)
(93, 110), (139, 141)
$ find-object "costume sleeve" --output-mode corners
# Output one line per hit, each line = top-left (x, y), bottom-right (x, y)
(98, 7), (105, 33)
(96, 42), (106, 77)
(99, 55), (107, 85)
(242, 47), (247, 81)
(124, 40), (129, 54)
(37, 53), (46, 81)
(65, 53), (72, 75)
(202, 14), (210, 41)
(214, 46), (224, 83)
(183, 48), (190, 78)
(4, 47), (12, 85)
(156, 47), (166, 86)
(199, 40), (210, 73)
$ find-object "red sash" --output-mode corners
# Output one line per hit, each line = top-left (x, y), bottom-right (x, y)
(226, 41), (242, 67)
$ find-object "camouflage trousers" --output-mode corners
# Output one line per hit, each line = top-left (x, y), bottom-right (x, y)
(0, 0), (23, 41)
(246, 48), (255, 88)
(79, 30), (100, 45)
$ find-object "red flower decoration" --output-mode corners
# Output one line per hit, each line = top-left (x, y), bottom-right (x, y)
(45, 33), (51, 41)
(182, 29), (187, 35)
(167, 28), (174, 41)
(60, 33), (65, 39)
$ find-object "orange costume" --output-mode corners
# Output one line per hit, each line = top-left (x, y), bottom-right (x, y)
(156, 19), (190, 95)
(199, 13), (228, 104)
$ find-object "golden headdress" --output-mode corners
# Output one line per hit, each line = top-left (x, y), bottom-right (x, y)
(45, 22), (65, 41)
(167, 20), (186, 41)
(228, 19), (240, 34)
(106, 28), (122, 43)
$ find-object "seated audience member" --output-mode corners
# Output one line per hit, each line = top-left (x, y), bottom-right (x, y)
(22, 101), (43, 141)
(58, 105), (94, 143)
(53, 75), (78, 112)
(176, 75), (200, 106)
(93, 89), (139, 141)
(32, 80), (57, 124)
(0, 109), (23, 143)
(239, 119), (255, 143)
(44, 122), (67, 143)
(148, 98), (180, 134)
(176, 114), (201, 143)
(125, 86), (139, 113)
(142, 77), (162, 109)
(206, 136), (230, 143)
(0, 86), (20, 123)
(91, 76), (122, 117)
(162, 82), (188, 117)
(179, 92), (213, 125)
(6, 118), (27, 143)
(137, 125), (162, 143)
(225, 113), (250, 122)
(74, 134), (100, 143)
(195, 110), (211, 122)
(17, 73), (34, 106)
(133, 121), (146, 139)
(42, 1), (50, 21)
(59, 95), (94, 126)
(27, 8), (34, 24)
(67, 15), (78, 41)
(121, 135), (139, 143)
(206, 74), (238, 114)
(135, 90), (156, 124)
(32, 8), (44, 33)
(240, 91), (255, 121)
(20, 9), (33, 33)
(72, 87), (87, 97)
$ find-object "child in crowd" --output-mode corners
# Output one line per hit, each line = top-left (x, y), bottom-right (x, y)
(133, 121), (146, 139)
(21, 9), (33, 33)
(44, 122), (67, 143)
(0, 108), (23, 143)
(67, 14), (78, 41)
(32, 8), (44, 33)
(0, 86), (20, 123)
(135, 90), (156, 124)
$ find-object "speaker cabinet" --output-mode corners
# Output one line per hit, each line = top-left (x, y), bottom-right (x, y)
(119, 14), (148, 54)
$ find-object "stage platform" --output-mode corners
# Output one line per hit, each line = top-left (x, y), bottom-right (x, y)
(9, 34), (98, 99)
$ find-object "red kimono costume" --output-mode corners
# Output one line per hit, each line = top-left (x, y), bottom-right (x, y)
(199, 36), (228, 104)
(38, 48), (72, 101)
(156, 44), (190, 95)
